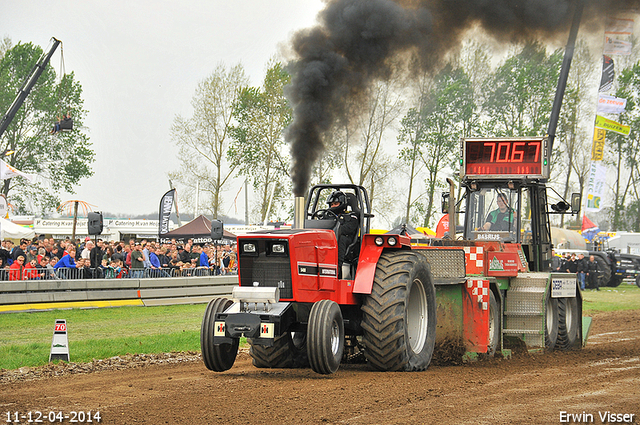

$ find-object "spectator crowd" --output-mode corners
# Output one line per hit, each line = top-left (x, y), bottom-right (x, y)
(0, 236), (237, 281)
(550, 250), (601, 290)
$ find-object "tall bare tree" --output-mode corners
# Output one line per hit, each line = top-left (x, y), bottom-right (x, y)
(555, 39), (595, 227)
(337, 79), (405, 216)
(229, 61), (292, 224)
(397, 64), (474, 227)
(169, 63), (249, 219)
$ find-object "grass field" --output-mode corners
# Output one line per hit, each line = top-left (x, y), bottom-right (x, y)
(581, 281), (640, 312)
(0, 304), (208, 370)
(1, 283), (639, 370)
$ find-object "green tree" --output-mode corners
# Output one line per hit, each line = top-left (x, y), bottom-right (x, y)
(169, 63), (249, 219)
(609, 62), (640, 231)
(398, 65), (474, 227)
(397, 107), (426, 224)
(458, 39), (492, 137)
(229, 61), (292, 224)
(0, 40), (93, 214)
(483, 42), (562, 137)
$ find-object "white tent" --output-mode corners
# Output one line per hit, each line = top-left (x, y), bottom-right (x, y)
(0, 217), (35, 240)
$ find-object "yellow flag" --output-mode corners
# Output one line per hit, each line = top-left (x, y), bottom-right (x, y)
(595, 115), (630, 136)
(591, 128), (606, 161)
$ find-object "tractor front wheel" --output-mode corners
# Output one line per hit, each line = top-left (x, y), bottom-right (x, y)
(361, 251), (437, 371)
(201, 298), (238, 372)
(307, 299), (344, 374)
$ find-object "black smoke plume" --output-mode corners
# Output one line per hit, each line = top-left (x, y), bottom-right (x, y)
(285, 0), (639, 196)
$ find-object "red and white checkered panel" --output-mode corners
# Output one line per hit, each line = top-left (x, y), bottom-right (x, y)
(466, 278), (489, 310)
(464, 246), (484, 274)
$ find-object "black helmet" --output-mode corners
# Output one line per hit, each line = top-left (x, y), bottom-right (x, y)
(327, 190), (347, 214)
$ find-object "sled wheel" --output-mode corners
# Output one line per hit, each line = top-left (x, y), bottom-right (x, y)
(545, 291), (559, 351)
(557, 297), (579, 350)
(487, 290), (501, 356)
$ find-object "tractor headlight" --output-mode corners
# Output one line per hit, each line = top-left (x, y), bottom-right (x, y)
(272, 243), (285, 254)
(375, 237), (384, 246)
(243, 243), (256, 253)
(388, 236), (397, 246)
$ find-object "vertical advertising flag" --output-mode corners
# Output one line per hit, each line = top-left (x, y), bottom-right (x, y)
(0, 159), (35, 182)
(599, 55), (615, 92)
(591, 128), (606, 161)
(603, 17), (634, 56)
(585, 162), (607, 212)
(596, 94), (627, 114)
(158, 189), (176, 236)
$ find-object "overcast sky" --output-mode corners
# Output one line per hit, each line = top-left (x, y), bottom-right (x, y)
(1, 0), (324, 218)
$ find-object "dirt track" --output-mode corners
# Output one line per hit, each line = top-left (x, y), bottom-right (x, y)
(1, 310), (639, 425)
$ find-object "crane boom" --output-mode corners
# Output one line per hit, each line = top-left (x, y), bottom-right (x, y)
(0, 37), (61, 140)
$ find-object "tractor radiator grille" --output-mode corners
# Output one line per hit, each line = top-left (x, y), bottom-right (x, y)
(239, 255), (293, 299)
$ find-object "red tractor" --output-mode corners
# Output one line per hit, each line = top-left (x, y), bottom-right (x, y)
(202, 184), (442, 374)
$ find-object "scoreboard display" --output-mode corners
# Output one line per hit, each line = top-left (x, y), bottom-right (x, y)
(461, 137), (550, 179)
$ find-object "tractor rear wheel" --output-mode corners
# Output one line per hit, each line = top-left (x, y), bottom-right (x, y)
(249, 332), (308, 368)
(201, 297), (238, 372)
(307, 299), (344, 374)
(487, 290), (501, 357)
(608, 277), (622, 287)
(361, 251), (437, 371)
(592, 255), (611, 288)
(557, 297), (579, 350)
(545, 291), (559, 351)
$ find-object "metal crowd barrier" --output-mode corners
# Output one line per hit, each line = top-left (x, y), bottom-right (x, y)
(0, 273), (238, 312)
(0, 266), (237, 281)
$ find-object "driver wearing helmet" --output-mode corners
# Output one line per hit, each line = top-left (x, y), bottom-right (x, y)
(326, 190), (359, 277)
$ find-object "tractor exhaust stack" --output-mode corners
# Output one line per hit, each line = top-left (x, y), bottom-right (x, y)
(294, 196), (305, 229)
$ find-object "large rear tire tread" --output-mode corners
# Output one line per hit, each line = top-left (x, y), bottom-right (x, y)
(249, 332), (308, 369)
(557, 297), (580, 350)
(361, 251), (437, 372)
(593, 256), (611, 288)
(307, 300), (344, 374)
(608, 277), (622, 288)
(201, 297), (239, 372)
(487, 290), (501, 357)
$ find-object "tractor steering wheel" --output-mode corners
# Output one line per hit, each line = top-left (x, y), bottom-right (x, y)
(311, 209), (339, 220)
